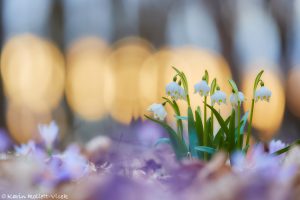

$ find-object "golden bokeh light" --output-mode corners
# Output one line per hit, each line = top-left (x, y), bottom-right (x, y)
(242, 69), (285, 140)
(286, 67), (300, 118)
(139, 48), (173, 118)
(108, 37), (153, 124)
(162, 47), (232, 121)
(0, 34), (65, 114)
(66, 37), (113, 121)
(6, 103), (52, 144)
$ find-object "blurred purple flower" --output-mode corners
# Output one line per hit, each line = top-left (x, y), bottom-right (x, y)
(136, 121), (165, 147)
(0, 129), (12, 152)
(14, 140), (37, 156)
(231, 144), (280, 172)
(38, 121), (59, 150)
(269, 139), (286, 154)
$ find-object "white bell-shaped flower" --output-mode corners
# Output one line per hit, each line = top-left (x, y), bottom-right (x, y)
(230, 91), (245, 106)
(211, 90), (227, 105)
(194, 80), (210, 97)
(148, 103), (167, 120)
(255, 86), (271, 102)
(165, 82), (186, 100)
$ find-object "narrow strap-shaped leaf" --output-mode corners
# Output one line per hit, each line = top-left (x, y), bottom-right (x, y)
(195, 146), (216, 155)
(213, 117), (230, 148)
(228, 79), (239, 94)
(271, 139), (300, 156)
(206, 104), (229, 134)
(213, 129), (224, 149)
(174, 115), (188, 120)
(145, 115), (188, 159)
(195, 108), (204, 146)
(188, 107), (200, 158)
(163, 97), (184, 141)
(239, 111), (249, 134)
(154, 138), (171, 147)
(228, 109), (236, 153)
(234, 111), (249, 145)
(206, 117), (214, 147)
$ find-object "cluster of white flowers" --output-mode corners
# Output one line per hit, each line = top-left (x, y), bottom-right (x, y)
(165, 82), (186, 100)
(148, 103), (167, 120)
(255, 86), (272, 102)
(148, 74), (272, 121)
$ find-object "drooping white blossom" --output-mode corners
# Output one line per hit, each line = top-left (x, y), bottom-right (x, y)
(148, 103), (167, 120)
(255, 86), (272, 102)
(194, 80), (210, 97)
(165, 82), (186, 100)
(14, 140), (36, 156)
(211, 90), (227, 105)
(230, 91), (245, 106)
(38, 121), (59, 149)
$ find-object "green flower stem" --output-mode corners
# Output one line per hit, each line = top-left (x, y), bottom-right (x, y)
(246, 99), (255, 149)
(237, 102), (241, 149)
(203, 96), (208, 161)
(186, 94), (191, 107)
(211, 107), (214, 135)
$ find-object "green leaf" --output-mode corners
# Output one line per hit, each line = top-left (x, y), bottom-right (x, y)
(210, 78), (217, 95)
(145, 115), (188, 159)
(194, 108), (204, 158)
(163, 97), (184, 141)
(154, 138), (171, 147)
(213, 116), (231, 148)
(206, 104), (229, 134)
(228, 109), (236, 152)
(271, 139), (300, 156)
(253, 70), (264, 95)
(213, 128), (224, 148)
(239, 111), (249, 134)
(195, 146), (216, 155)
(188, 107), (200, 158)
(206, 117), (214, 147)
(195, 108), (204, 146)
(235, 111), (249, 144)
(228, 79), (239, 94)
(174, 115), (188, 120)
(205, 70), (209, 83)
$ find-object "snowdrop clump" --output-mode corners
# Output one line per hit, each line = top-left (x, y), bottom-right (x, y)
(146, 67), (298, 163)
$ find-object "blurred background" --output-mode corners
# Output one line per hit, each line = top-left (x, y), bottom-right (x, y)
(0, 0), (300, 146)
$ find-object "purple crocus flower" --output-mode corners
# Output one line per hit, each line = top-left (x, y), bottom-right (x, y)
(38, 121), (59, 150)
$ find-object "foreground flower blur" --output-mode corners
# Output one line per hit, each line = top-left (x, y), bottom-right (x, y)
(38, 121), (59, 150)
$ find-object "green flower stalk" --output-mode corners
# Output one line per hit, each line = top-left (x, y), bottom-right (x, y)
(245, 70), (265, 151)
